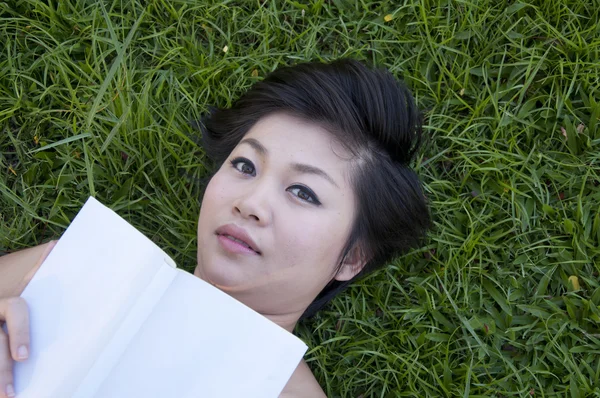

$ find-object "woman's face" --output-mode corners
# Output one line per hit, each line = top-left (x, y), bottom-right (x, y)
(194, 113), (361, 316)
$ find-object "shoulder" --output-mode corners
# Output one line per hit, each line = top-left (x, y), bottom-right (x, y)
(0, 240), (57, 297)
(279, 359), (327, 398)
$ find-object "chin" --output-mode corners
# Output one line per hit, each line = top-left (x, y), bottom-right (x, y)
(195, 259), (247, 290)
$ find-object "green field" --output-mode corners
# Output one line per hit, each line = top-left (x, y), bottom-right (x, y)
(1, 0), (599, 396)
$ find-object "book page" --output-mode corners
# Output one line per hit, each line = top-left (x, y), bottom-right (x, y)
(71, 262), (178, 398)
(14, 197), (174, 397)
(91, 269), (307, 398)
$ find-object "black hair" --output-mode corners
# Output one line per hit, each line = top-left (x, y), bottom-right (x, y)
(197, 59), (431, 318)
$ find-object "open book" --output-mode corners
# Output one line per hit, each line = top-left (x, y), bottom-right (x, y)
(14, 196), (307, 397)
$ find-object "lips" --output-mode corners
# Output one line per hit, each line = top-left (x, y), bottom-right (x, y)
(215, 224), (261, 254)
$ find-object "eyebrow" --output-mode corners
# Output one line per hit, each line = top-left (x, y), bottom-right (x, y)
(240, 138), (268, 156)
(239, 138), (339, 188)
(291, 163), (339, 188)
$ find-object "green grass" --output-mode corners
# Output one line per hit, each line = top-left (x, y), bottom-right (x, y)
(1, 0), (599, 396)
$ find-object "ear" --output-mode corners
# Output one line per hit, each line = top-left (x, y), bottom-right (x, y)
(334, 246), (368, 282)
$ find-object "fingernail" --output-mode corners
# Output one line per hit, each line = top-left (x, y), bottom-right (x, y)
(17, 345), (28, 360)
(6, 383), (15, 397)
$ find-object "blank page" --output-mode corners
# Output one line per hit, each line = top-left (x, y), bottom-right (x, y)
(14, 197), (176, 397)
(91, 269), (307, 398)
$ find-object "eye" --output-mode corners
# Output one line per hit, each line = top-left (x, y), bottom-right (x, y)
(230, 157), (256, 176)
(287, 185), (321, 205)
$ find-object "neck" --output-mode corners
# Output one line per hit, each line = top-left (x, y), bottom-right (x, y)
(261, 309), (304, 333)
(192, 264), (310, 333)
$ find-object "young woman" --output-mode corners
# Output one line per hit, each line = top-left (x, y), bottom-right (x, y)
(0, 59), (430, 397)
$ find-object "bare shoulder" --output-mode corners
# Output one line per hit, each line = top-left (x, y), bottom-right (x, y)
(0, 240), (57, 297)
(279, 359), (327, 398)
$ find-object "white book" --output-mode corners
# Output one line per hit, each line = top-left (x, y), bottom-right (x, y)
(14, 196), (307, 397)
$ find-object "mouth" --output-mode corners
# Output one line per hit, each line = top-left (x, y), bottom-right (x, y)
(215, 224), (261, 255)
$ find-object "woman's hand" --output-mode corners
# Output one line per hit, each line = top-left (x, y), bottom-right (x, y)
(0, 297), (30, 397)
(0, 240), (56, 398)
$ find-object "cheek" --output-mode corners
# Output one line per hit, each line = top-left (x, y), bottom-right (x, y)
(277, 214), (350, 271)
(199, 171), (232, 215)
(197, 174), (227, 235)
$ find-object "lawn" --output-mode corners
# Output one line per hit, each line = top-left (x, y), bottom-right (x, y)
(1, 0), (599, 396)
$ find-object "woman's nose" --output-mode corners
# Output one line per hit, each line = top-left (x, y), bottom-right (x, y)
(232, 183), (272, 225)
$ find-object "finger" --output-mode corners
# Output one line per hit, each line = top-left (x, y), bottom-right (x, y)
(0, 329), (16, 398)
(0, 298), (29, 362)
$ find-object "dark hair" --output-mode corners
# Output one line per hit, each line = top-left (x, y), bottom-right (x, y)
(197, 59), (430, 318)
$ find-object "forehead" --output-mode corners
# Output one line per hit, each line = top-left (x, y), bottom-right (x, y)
(242, 113), (353, 169)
